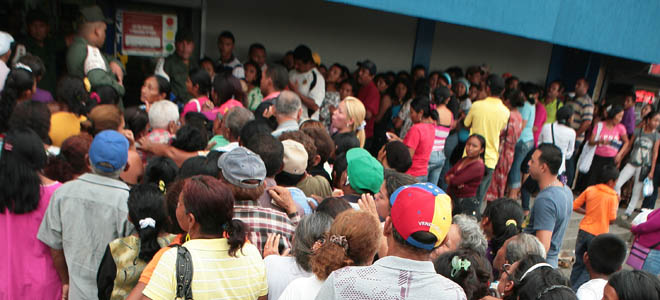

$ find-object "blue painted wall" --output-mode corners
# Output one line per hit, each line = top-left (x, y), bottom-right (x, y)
(330, 0), (660, 64)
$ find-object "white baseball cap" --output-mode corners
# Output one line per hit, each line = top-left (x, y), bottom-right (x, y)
(0, 31), (14, 56)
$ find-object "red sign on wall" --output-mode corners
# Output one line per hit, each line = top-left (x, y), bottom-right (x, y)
(116, 10), (177, 57)
(636, 90), (655, 104)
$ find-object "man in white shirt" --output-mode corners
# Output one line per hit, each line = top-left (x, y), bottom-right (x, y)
(216, 30), (244, 79)
(288, 45), (325, 120)
(315, 183), (466, 300)
(0, 31), (14, 92)
(575, 234), (626, 299)
(272, 90), (302, 138)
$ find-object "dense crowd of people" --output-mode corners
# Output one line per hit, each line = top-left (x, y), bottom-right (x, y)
(3, 4), (660, 300)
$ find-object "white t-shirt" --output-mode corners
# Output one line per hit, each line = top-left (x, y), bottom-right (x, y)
(278, 275), (325, 300)
(538, 122), (576, 174)
(576, 278), (607, 300)
(264, 255), (312, 300)
(289, 68), (325, 120)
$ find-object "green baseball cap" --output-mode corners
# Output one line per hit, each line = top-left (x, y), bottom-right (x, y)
(80, 5), (113, 24)
(346, 148), (384, 194)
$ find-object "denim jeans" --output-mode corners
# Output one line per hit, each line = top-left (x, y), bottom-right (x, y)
(570, 230), (595, 291)
(416, 175), (428, 183)
(567, 141), (583, 189)
(427, 151), (446, 186)
(508, 140), (534, 189)
(438, 133), (459, 190)
(643, 248), (660, 276)
(476, 167), (494, 213)
(642, 166), (660, 209)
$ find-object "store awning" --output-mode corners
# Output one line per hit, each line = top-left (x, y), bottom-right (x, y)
(329, 0), (660, 64)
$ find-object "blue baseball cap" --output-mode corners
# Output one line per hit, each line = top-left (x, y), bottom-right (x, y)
(89, 130), (129, 173)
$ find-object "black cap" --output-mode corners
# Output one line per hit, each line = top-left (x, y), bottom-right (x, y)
(293, 45), (313, 63)
(357, 60), (377, 76)
(79, 5), (112, 24)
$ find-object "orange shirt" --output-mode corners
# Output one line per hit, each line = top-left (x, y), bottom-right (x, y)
(138, 233), (184, 284)
(573, 184), (618, 236)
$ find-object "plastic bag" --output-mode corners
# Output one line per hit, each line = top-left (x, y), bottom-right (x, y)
(643, 177), (654, 197)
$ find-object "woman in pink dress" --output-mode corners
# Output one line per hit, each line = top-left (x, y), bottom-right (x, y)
(486, 90), (525, 202)
(0, 127), (62, 299)
(528, 84), (547, 146)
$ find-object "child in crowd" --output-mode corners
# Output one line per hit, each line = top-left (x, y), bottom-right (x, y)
(575, 234), (627, 300)
(377, 140), (412, 173)
(182, 68), (215, 120)
(433, 248), (492, 300)
(570, 165), (619, 290)
(96, 184), (174, 299)
(445, 134), (486, 217)
(604, 270), (660, 300)
(481, 198), (524, 266)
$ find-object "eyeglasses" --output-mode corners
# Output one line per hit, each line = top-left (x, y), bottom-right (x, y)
(501, 263), (512, 279)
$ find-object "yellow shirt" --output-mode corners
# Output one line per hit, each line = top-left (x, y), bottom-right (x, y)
(49, 112), (87, 147)
(143, 238), (268, 300)
(463, 97), (510, 169)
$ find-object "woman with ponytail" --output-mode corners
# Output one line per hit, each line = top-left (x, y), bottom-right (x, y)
(0, 67), (35, 135)
(141, 175), (267, 300)
(279, 210), (381, 300)
(428, 86), (455, 185)
(481, 198), (524, 267)
(387, 96), (438, 181)
(97, 183), (173, 299)
(331, 96), (366, 147)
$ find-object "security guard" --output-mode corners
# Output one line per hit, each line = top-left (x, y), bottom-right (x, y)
(67, 5), (125, 98)
(163, 29), (196, 104)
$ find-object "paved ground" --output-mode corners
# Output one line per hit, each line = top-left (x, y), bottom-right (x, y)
(551, 196), (651, 277)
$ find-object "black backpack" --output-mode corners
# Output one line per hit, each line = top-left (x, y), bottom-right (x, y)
(175, 246), (193, 300)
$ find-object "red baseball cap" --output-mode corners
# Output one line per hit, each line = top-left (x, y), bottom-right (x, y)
(389, 183), (452, 250)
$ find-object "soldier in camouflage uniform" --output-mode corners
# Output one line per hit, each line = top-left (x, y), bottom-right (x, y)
(67, 5), (125, 98)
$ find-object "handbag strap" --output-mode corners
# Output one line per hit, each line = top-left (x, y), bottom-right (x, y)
(175, 245), (194, 300)
(595, 122), (603, 142)
(551, 123), (556, 145)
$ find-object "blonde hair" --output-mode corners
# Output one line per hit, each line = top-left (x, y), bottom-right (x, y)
(342, 97), (366, 148)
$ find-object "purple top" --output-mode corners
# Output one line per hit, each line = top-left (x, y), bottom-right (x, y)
(631, 209), (660, 248)
(32, 88), (54, 103)
(622, 106), (636, 136)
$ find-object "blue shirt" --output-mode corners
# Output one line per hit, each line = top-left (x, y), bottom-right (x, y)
(286, 187), (317, 215)
(524, 184), (573, 267)
(519, 101), (536, 142)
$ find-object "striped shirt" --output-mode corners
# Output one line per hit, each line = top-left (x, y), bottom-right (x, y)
(567, 95), (594, 142)
(432, 124), (451, 152)
(234, 200), (300, 254)
(142, 239), (268, 300)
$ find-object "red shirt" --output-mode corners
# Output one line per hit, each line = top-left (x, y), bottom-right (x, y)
(357, 81), (380, 138)
(446, 158), (485, 198)
(403, 123), (435, 177)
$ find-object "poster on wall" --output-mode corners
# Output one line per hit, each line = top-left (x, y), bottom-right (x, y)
(115, 10), (177, 57)
(636, 90), (656, 104)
